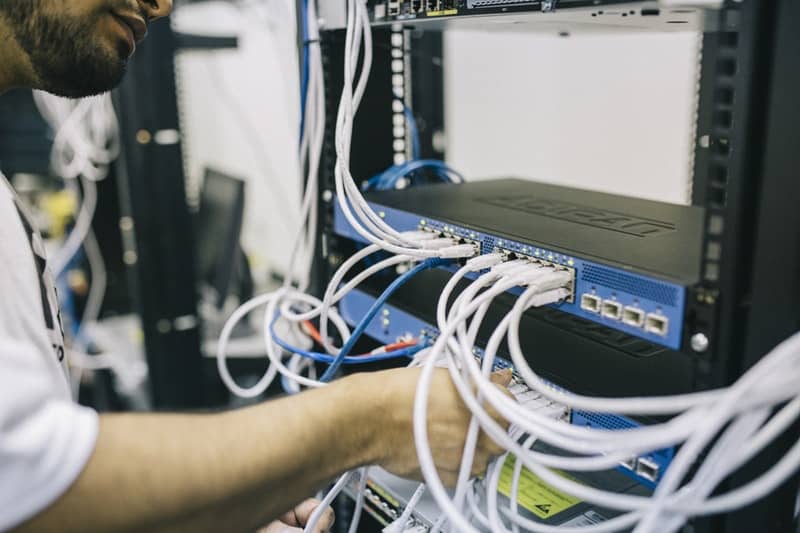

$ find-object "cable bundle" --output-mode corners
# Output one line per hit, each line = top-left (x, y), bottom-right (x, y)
(411, 254), (800, 532)
(215, 0), (477, 398)
(33, 92), (118, 277)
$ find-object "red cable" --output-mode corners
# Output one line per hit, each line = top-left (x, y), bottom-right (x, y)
(301, 320), (417, 356)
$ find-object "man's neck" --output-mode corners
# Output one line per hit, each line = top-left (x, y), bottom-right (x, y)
(0, 19), (36, 94)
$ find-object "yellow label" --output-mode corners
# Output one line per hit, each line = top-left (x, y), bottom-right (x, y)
(426, 9), (458, 17)
(366, 480), (399, 508)
(497, 456), (581, 519)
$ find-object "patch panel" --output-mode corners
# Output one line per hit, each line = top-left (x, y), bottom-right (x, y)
(344, 476), (404, 527)
(333, 179), (701, 350)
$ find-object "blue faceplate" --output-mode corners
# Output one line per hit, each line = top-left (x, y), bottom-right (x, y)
(334, 201), (686, 350)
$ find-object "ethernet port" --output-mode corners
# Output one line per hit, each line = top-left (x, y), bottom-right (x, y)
(580, 293), (601, 314)
(635, 457), (660, 482)
(645, 313), (669, 336)
(622, 306), (645, 327)
(621, 457), (637, 470)
(601, 300), (622, 320)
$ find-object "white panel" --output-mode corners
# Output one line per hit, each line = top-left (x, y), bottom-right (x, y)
(444, 29), (700, 205)
(173, 0), (302, 284)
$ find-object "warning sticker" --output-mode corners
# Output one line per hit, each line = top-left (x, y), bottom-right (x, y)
(496, 456), (581, 519)
(426, 9), (458, 17)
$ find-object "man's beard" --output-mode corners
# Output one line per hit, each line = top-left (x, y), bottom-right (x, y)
(0, 0), (130, 98)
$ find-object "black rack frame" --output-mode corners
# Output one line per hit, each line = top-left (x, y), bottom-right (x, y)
(115, 19), (205, 409)
(318, 1), (800, 531)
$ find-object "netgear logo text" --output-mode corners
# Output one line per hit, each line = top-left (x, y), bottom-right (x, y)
(478, 196), (676, 237)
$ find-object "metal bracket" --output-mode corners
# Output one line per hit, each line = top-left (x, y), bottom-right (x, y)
(541, 0), (557, 12)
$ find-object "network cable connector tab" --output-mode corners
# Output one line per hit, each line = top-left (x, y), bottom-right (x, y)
(333, 178), (704, 350)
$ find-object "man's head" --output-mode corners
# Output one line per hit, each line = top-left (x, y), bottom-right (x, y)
(0, 0), (172, 98)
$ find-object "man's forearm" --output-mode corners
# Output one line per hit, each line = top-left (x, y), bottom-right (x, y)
(17, 372), (386, 533)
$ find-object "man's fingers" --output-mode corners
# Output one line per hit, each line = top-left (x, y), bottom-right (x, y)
(490, 368), (513, 386)
(278, 508), (300, 527)
(258, 522), (302, 533)
(293, 498), (335, 532)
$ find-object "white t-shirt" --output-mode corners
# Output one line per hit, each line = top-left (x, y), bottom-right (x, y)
(0, 173), (98, 530)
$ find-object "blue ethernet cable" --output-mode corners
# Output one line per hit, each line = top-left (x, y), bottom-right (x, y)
(298, 0), (310, 142)
(279, 344), (426, 394)
(319, 257), (448, 382)
(378, 159), (464, 189)
(364, 159), (465, 191)
(403, 104), (421, 160)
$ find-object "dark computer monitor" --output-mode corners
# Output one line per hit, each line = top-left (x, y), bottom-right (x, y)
(194, 168), (249, 308)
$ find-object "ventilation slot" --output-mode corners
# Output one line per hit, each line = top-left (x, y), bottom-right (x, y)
(573, 411), (636, 431)
(581, 265), (678, 307)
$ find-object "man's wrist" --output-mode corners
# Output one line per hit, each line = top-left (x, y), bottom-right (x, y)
(330, 372), (392, 468)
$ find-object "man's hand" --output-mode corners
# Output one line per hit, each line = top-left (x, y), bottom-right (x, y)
(370, 367), (513, 486)
(258, 499), (334, 533)
(17, 362), (511, 533)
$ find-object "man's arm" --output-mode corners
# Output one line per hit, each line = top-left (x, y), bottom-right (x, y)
(17, 368), (510, 533)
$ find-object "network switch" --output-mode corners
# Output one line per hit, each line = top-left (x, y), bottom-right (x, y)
(355, 0), (714, 32)
(333, 178), (704, 350)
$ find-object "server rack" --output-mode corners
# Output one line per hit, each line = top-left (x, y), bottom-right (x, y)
(316, 1), (800, 531)
(115, 19), (205, 409)
(115, 19), (239, 409)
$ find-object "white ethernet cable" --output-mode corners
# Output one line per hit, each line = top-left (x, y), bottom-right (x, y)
(506, 318), (796, 524)
(385, 483), (427, 533)
(288, 0), (325, 292)
(215, 234), (468, 396)
(303, 471), (356, 533)
(405, 248), (799, 531)
(329, 0), (457, 256)
(33, 92), (118, 277)
(33, 92), (120, 182)
(410, 258), (800, 532)
(348, 468), (368, 533)
(271, 257), (500, 532)
(67, 226), (109, 397)
(413, 265), (574, 533)
(448, 269), (571, 516)
(215, 0), (478, 398)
